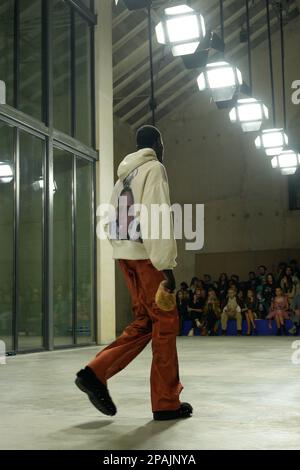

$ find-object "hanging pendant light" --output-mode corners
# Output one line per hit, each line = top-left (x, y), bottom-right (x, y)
(197, 61), (243, 103)
(155, 4), (206, 57)
(271, 150), (300, 175)
(255, 128), (288, 156)
(229, 98), (269, 132)
(0, 162), (13, 183)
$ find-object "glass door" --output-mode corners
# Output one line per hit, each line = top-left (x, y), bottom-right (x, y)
(0, 122), (14, 352)
(18, 131), (45, 351)
(53, 148), (74, 346)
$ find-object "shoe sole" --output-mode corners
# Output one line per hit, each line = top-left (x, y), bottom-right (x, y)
(153, 411), (193, 421)
(75, 378), (116, 416)
(153, 404), (193, 421)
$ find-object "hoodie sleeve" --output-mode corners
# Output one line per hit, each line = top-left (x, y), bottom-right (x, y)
(140, 163), (177, 271)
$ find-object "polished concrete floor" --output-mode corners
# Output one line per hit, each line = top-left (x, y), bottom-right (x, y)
(1, 337), (300, 450)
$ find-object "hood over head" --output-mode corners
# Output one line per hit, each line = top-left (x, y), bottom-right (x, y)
(117, 148), (157, 181)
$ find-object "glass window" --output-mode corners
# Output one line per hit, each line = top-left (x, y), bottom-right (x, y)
(75, 12), (92, 146)
(53, 0), (72, 135)
(0, 122), (14, 352)
(19, 0), (42, 120)
(53, 148), (73, 346)
(0, 1), (14, 106)
(76, 158), (94, 343)
(18, 131), (44, 350)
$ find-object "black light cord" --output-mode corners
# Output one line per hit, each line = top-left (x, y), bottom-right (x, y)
(219, 0), (225, 57)
(279, 4), (287, 131)
(245, 0), (252, 94)
(266, 0), (276, 127)
(147, 2), (156, 126)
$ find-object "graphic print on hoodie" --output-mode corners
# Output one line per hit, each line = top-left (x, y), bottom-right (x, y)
(105, 148), (177, 272)
(116, 168), (142, 243)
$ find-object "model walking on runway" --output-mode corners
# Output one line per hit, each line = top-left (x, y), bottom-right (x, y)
(75, 125), (192, 421)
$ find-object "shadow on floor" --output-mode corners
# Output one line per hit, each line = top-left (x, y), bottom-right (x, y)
(74, 420), (114, 430)
(61, 418), (180, 450)
(107, 419), (180, 450)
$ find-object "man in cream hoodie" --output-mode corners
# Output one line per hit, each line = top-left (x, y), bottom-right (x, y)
(76, 125), (192, 421)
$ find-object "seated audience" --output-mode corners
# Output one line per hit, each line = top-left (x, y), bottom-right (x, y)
(204, 289), (221, 336)
(176, 290), (190, 336)
(217, 273), (228, 307)
(289, 292), (300, 336)
(230, 275), (240, 291)
(179, 257), (300, 336)
(276, 262), (287, 283)
(247, 271), (258, 292)
(280, 266), (297, 307)
(267, 287), (290, 336)
(262, 273), (276, 310)
(187, 287), (206, 336)
(257, 265), (267, 285)
(256, 291), (268, 319)
(189, 276), (199, 301)
(290, 259), (300, 278)
(245, 289), (258, 336)
(221, 288), (242, 336)
(203, 274), (214, 293)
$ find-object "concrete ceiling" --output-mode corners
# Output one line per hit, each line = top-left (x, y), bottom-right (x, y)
(112, 0), (300, 129)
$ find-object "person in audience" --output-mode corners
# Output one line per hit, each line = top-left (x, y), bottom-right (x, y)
(217, 273), (228, 307)
(176, 290), (190, 336)
(237, 289), (248, 319)
(257, 265), (267, 285)
(196, 279), (206, 290)
(180, 281), (189, 291)
(280, 266), (296, 307)
(267, 287), (290, 336)
(256, 291), (268, 319)
(187, 287), (206, 336)
(290, 259), (300, 278)
(189, 277), (199, 301)
(221, 288), (242, 336)
(294, 273), (300, 297)
(245, 289), (258, 336)
(230, 275), (240, 290)
(203, 274), (214, 293)
(289, 292), (300, 336)
(276, 262), (287, 283)
(228, 279), (238, 294)
(247, 271), (258, 291)
(262, 273), (276, 310)
(176, 283), (189, 302)
(204, 289), (221, 336)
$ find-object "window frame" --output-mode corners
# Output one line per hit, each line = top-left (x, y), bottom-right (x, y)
(0, 0), (98, 354)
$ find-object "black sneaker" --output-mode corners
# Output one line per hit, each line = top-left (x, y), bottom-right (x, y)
(75, 367), (117, 416)
(153, 402), (193, 421)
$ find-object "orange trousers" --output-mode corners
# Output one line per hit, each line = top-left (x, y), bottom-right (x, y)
(88, 259), (183, 412)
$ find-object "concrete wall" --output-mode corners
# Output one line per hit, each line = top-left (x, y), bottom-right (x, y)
(95, 0), (116, 344)
(113, 15), (300, 330)
(158, 15), (300, 285)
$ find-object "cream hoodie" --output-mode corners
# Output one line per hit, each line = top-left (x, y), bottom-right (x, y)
(105, 148), (177, 271)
